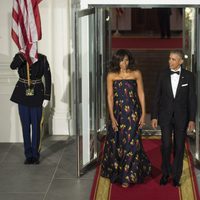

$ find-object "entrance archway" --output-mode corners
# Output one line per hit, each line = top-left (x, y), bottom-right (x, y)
(73, 4), (200, 176)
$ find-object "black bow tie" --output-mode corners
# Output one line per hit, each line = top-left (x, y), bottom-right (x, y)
(170, 71), (180, 75)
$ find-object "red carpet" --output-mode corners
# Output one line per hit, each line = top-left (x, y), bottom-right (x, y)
(112, 37), (182, 50)
(90, 137), (200, 200)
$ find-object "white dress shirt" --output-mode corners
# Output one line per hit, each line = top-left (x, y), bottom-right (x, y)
(170, 67), (181, 98)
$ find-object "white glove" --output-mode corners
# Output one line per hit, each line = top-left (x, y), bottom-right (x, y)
(42, 100), (49, 108)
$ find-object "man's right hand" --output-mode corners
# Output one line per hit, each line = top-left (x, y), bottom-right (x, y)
(151, 119), (158, 129)
(12, 53), (26, 68)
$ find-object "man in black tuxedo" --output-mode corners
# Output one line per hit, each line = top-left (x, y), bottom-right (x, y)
(151, 50), (196, 187)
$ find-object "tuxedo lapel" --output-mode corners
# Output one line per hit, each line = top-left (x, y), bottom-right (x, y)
(166, 69), (174, 99)
(175, 68), (185, 98)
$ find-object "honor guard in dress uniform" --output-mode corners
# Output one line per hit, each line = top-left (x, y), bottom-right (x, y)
(10, 52), (51, 164)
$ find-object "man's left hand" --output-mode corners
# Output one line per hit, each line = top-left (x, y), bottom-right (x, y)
(187, 121), (196, 133)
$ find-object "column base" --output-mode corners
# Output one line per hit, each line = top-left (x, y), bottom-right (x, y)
(49, 110), (71, 135)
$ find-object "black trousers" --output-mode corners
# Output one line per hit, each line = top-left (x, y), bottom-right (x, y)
(160, 118), (187, 181)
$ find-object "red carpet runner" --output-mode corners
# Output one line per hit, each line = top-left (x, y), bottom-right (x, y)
(90, 137), (200, 200)
(112, 37), (182, 50)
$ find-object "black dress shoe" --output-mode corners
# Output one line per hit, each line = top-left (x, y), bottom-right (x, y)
(32, 158), (40, 164)
(24, 158), (33, 164)
(160, 175), (169, 185)
(173, 179), (181, 187)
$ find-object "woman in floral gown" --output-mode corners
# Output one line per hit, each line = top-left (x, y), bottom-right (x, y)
(101, 49), (151, 188)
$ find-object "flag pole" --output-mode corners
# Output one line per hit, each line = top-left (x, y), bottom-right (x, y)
(113, 11), (120, 36)
(26, 62), (31, 87)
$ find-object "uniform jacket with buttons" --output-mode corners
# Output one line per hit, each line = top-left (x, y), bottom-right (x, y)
(10, 53), (51, 107)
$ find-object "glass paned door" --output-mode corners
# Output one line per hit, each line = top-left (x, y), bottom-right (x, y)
(194, 8), (200, 163)
(74, 7), (112, 176)
(75, 8), (98, 176)
(183, 7), (200, 163)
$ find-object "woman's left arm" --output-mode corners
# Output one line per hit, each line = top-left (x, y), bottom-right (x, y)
(135, 70), (146, 127)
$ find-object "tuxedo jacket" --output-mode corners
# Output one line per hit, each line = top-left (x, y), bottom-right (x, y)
(151, 67), (196, 127)
(10, 53), (51, 107)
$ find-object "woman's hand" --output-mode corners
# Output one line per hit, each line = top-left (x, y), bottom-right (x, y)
(139, 114), (145, 129)
(111, 118), (118, 132)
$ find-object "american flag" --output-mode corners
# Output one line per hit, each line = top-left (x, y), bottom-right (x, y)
(11, 0), (42, 65)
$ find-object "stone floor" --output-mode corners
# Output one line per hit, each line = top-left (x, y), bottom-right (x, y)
(0, 136), (95, 200)
(0, 135), (199, 200)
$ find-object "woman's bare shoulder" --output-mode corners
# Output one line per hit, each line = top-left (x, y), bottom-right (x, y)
(107, 72), (118, 80)
(132, 69), (142, 78)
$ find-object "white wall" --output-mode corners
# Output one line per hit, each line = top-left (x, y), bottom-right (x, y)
(0, 0), (72, 142)
(0, 1), (22, 142)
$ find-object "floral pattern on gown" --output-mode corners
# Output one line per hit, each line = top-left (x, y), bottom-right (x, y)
(101, 80), (151, 185)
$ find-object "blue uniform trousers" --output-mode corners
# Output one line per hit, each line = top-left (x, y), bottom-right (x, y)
(18, 104), (42, 160)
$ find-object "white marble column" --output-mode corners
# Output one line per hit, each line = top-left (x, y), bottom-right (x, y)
(49, 0), (71, 135)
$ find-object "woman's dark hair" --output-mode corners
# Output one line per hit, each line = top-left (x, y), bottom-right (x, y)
(108, 49), (135, 72)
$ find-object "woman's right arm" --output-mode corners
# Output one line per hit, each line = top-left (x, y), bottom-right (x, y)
(107, 73), (118, 131)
